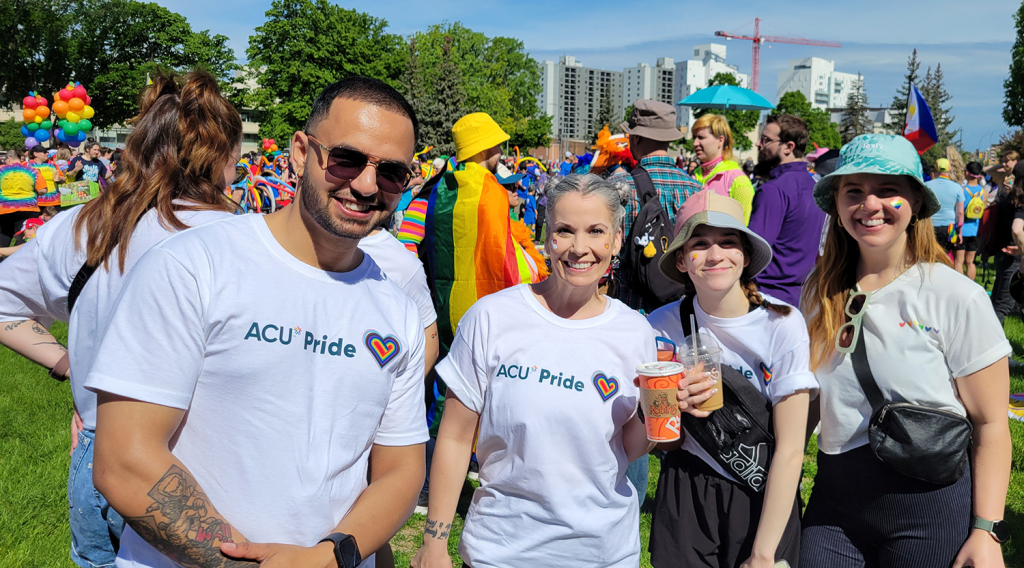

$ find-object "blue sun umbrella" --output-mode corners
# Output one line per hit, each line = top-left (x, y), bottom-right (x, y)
(678, 85), (776, 111)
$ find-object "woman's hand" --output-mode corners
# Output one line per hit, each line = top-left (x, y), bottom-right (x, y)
(738, 553), (778, 568)
(676, 371), (717, 418)
(953, 530), (1004, 568)
(410, 539), (453, 568)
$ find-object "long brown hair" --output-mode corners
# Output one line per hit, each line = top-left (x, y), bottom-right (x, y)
(73, 69), (242, 272)
(802, 178), (951, 370)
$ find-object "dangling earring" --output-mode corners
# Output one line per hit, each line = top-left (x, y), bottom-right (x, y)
(909, 214), (918, 226)
(837, 217), (843, 228)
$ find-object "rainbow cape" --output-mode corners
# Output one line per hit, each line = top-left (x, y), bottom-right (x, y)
(423, 161), (547, 350)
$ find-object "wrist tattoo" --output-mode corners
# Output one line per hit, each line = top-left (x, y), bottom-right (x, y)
(124, 465), (256, 567)
(424, 518), (452, 540)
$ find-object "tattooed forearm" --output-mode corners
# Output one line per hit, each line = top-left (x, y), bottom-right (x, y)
(4, 320), (26, 331)
(33, 341), (67, 352)
(30, 322), (49, 335)
(423, 518), (452, 540)
(124, 465), (256, 567)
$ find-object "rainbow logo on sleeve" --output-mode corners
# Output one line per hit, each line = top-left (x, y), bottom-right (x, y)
(759, 362), (773, 386)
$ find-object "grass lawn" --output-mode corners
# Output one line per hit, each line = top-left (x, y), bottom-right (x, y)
(4, 312), (1024, 567)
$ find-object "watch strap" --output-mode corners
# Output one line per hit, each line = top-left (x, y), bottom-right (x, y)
(318, 532), (361, 568)
(972, 516), (1007, 543)
(972, 517), (995, 532)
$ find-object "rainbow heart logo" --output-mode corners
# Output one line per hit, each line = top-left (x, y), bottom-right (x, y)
(363, 330), (401, 369)
(593, 372), (619, 402)
(759, 362), (773, 386)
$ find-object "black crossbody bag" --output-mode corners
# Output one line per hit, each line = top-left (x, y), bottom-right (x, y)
(676, 297), (775, 492)
(851, 326), (973, 485)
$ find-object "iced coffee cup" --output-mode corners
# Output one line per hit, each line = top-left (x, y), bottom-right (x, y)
(678, 331), (723, 412)
(636, 361), (686, 442)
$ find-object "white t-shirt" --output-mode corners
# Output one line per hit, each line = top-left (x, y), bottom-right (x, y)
(815, 263), (1011, 454)
(0, 204), (233, 431)
(84, 214), (428, 568)
(359, 229), (436, 327)
(436, 284), (655, 568)
(647, 295), (818, 481)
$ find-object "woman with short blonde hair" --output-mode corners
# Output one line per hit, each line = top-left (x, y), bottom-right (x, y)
(691, 114), (755, 223)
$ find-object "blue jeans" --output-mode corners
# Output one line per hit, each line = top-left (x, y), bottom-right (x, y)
(625, 455), (649, 508)
(68, 429), (125, 567)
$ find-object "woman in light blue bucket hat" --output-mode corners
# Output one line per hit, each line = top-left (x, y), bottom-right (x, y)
(800, 134), (1012, 568)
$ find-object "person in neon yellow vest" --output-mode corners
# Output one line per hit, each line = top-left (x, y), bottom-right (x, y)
(691, 114), (755, 224)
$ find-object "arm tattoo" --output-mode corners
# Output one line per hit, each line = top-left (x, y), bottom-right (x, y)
(423, 517), (452, 540)
(33, 341), (68, 352)
(30, 322), (48, 335)
(4, 320), (26, 331)
(124, 465), (256, 567)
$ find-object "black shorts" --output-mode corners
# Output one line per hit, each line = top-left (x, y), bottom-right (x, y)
(958, 236), (978, 252)
(933, 227), (955, 253)
(649, 450), (801, 568)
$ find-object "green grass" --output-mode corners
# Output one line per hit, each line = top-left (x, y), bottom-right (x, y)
(5, 316), (1024, 567)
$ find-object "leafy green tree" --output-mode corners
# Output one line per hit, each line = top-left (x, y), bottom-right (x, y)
(0, 119), (27, 151)
(840, 74), (871, 143)
(772, 91), (841, 152)
(1005, 2), (1024, 127)
(1, 0), (236, 129)
(246, 0), (404, 141)
(410, 23), (548, 150)
(920, 64), (959, 163)
(692, 73), (759, 151)
(888, 49), (921, 135)
(414, 36), (467, 157)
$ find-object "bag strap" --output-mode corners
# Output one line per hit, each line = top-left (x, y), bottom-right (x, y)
(630, 165), (659, 207)
(67, 262), (98, 314)
(851, 321), (886, 413)
(679, 295), (696, 336)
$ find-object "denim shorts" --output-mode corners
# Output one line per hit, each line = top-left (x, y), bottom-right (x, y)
(68, 429), (125, 567)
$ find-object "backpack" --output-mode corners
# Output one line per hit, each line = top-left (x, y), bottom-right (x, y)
(675, 296), (775, 492)
(965, 186), (985, 220)
(622, 166), (684, 309)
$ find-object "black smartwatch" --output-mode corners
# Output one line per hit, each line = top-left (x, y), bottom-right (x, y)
(972, 516), (1010, 543)
(318, 532), (361, 568)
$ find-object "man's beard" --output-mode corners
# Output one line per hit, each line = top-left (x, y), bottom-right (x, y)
(757, 151), (781, 173)
(299, 172), (385, 240)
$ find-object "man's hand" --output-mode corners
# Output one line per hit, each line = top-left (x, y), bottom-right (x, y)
(1003, 245), (1023, 257)
(220, 541), (334, 568)
(410, 539), (453, 568)
(70, 410), (84, 455)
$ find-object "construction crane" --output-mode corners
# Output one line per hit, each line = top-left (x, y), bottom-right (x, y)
(715, 18), (841, 93)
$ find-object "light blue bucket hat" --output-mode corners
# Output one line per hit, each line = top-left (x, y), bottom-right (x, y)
(812, 134), (941, 219)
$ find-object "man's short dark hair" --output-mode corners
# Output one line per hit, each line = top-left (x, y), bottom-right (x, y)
(765, 114), (809, 159)
(30, 145), (46, 155)
(305, 76), (419, 144)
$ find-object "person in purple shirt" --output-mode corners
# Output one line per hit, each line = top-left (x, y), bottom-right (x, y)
(748, 114), (825, 307)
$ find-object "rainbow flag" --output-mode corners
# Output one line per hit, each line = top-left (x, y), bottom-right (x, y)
(423, 161), (539, 350)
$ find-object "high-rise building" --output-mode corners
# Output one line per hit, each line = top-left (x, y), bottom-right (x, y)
(673, 44), (749, 132)
(538, 56), (623, 142)
(777, 57), (858, 111)
(622, 58), (675, 119)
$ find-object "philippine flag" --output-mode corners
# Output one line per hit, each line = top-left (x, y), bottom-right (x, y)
(902, 83), (938, 155)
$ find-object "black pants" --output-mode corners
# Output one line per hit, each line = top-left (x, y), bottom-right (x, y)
(991, 251), (1020, 323)
(649, 451), (801, 568)
(801, 446), (971, 568)
(534, 205), (546, 238)
(0, 210), (38, 245)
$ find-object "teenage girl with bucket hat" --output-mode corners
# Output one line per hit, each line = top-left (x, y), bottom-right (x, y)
(645, 189), (816, 568)
(800, 134), (1012, 568)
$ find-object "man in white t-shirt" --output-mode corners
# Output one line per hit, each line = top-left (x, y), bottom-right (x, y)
(87, 77), (428, 568)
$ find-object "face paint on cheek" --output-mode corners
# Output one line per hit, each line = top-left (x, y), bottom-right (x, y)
(890, 197), (905, 210)
(604, 243), (610, 249)
(551, 241), (558, 250)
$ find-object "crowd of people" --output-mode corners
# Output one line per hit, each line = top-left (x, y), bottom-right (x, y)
(0, 67), (1015, 568)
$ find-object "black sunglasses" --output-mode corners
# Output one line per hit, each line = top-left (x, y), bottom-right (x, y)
(306, 134), (411, 194)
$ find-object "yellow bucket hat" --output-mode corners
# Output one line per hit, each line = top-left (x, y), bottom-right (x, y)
(452, 112), (509, 162)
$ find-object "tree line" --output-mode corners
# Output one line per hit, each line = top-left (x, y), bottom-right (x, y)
(0, 0), (551, 152)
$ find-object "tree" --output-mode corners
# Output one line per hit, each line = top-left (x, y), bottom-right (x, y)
(590, 85), (616, 142)
(690, 73), (759, 151)
(1004, 2), (1024, 127)
(888, 49), (921, 135)
(414, 36), (468, 157)
(920, 63), (959, 164)
(1, 0), (237, 129)
(840, 74), (871, 143)
(246, 0), (404, 142)
(772, 91), (841, 152)
(410, 23), (549, 150)
(0, 119), (26, 151)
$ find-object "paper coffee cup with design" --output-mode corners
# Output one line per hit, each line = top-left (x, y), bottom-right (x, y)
(637, 361), (685, 442)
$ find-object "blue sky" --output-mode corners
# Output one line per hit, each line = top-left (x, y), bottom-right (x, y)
(159, 0), (1019, 151)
